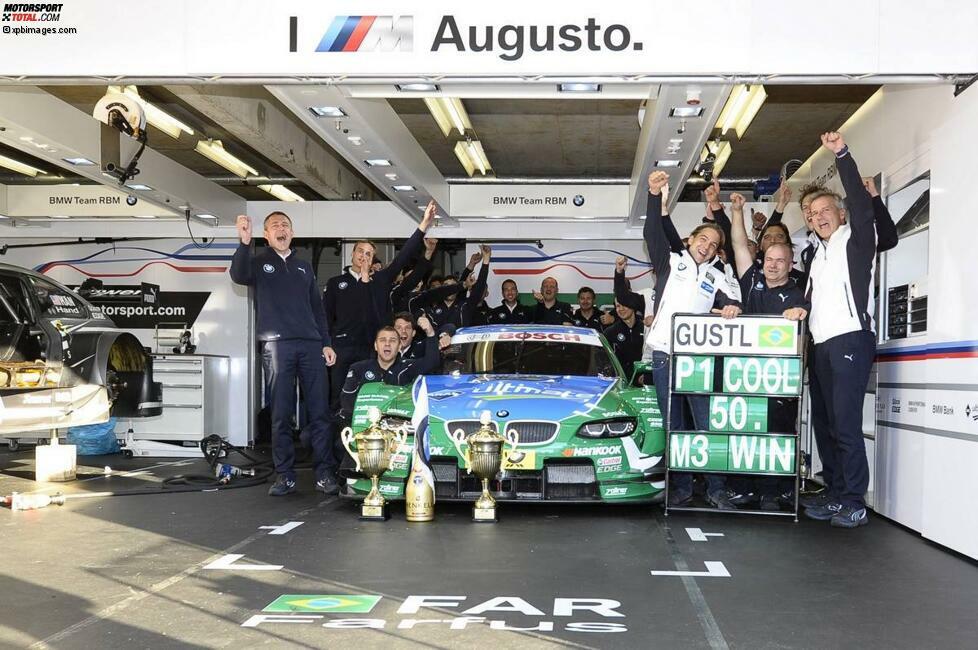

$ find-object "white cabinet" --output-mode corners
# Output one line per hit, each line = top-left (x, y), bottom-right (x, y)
(125, 354), (229, 441)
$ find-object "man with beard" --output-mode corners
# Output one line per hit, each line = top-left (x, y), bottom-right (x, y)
(230, 211), (338, 497)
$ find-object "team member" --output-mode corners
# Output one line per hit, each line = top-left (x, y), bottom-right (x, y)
(408, 249), (483, 328)
(643, 171), (743, 509)
(390, 237), (438, 314)
(339, 316), (440, 422)
(532, 277), (575, 325)
(460, 246), (492, 327)
(603, 294), (645, 380)
(490, 279), (532, 324)
(230, 211), (338, 497)
(323, 202), (436, 412)
(730, 195), (810, 509)
(393, 311), (425, 361)
(572, 287), (605, 330)
(803, 132), (878, 529)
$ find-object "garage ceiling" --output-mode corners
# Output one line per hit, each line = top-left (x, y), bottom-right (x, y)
(1, 82), (879, 220)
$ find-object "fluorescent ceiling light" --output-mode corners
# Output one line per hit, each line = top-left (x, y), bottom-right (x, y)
(126, 183), (153, 191)
(62, 157), (95, 166)
(196, 213), (218, 221)
(109, 85), (195, 140)
(452, 140), (492, 177)
(384, 173), (398, 180)
(364, 159), (392, 167)
(0, 154), (43, 177)
(397, 83), (439, 92)
(424, 97), (472, 138)
(194, 139), (258, 178)
(702, 140), (732, 177)
(392, 185), (416, 192)
(558, 83), (601, 93)
(258, 184), (305, 202)
(716, 84), (767, 138)
(654, 160), (682, 168)
(51, 215), (70, 219)
(669, 106), (704, 118)
(133, 214), (157, 219)
(308, 106), (346, 118)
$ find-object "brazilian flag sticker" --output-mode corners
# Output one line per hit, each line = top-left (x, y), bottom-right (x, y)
(758, 325), (795, 349)
(263, 594), (382, 613)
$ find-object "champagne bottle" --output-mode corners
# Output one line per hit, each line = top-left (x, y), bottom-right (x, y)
(405, 451), (434, 522)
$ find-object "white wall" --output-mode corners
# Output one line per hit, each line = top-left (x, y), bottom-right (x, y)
(801, 84), (978, 559)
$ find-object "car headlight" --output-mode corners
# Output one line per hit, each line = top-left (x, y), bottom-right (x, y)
(576, 418), (637, 439)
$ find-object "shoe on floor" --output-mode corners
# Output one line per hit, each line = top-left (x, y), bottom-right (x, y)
(706, 488), (738, 510)
(778, 489), (795, 506)
(800, 490), (834, 509)
(316, 474), (340, 496)
(728, 490), (755, 507)
(759, 494), (781, 512)
(667, 488), (693, 507)
(831, 505), (869, 528)
(804, 501), (843, 521)
(268, 476), (297, 496)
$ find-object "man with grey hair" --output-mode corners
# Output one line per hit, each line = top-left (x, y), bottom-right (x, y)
(803, 132), (877, 528)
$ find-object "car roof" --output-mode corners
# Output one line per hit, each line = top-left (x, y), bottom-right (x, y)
(457, 324), (597, 337)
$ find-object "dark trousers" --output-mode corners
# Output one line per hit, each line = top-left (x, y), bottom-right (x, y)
(812, 330), (875, 508)
(651, 350), (725, 496)
(328, 341), (371, 413)
(262, 339), (335, 481)
(807, 337), (836, 494)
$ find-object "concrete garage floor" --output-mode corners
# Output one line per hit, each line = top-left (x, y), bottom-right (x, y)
(1, 447), (977, 649)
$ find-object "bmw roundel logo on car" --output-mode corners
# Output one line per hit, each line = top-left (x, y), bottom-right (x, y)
(496, 410), (509, 418)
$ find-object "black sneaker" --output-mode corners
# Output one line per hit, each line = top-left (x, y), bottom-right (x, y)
(804, 501), (843, 521)
(778, 489), (795, 506)
(667, 488), (693, 507)
(706, 488), (738, 510)
(830, 505), (869, 528)
(800, 490), (834, 509)
(759, 494), (781, 512)
(268, 476), (297, 496)
(316, 474), (340, 496)
(728, 490), (755, 507)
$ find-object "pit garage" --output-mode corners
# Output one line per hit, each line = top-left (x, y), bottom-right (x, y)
(1, 2), (978, 648)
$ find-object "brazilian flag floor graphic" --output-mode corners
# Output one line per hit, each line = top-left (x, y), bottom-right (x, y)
(263, 594), (382, 613)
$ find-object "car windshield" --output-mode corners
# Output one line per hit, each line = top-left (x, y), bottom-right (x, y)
(442, 339), (619, 378)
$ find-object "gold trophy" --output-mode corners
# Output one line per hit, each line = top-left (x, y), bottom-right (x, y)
(341, 406), (407, 521)
(450, 410), (519, 522)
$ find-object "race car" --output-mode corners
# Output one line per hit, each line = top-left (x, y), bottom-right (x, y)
(344, 325), (666, 503)
(0, 262), (162, 444)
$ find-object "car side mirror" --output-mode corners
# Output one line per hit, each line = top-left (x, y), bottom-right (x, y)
(630, 361), (655, 388)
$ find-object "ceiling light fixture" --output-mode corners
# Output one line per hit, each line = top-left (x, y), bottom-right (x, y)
(126, 183), (153, 191)
(109, 85), (195, 140)
(384, 173), (398, 180)
(62, 157), (95, 166)
(0, 154), (43, 177)
(364, 159), (392, 167)
(654, 160), (682, 168)
(259, 184), (305, 202)
(308, 106), (346, 118)
(716, 84), (767, 138)
(424, 97), (472, 138)
(133, 214), (157, 219)
(396, 83), (439, 92)
(194, 139), (258, 178)
(392, 185), (416, 192)
(558, 82), (602, 93)
(669, 106), (705, 118)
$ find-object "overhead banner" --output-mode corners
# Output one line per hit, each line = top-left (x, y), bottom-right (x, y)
(1, 1), (977, 76)
(450, 185), (628, 218)
(4, 186), (180, 218)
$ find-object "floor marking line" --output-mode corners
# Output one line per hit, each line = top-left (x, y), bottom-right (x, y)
(27, 498), (336, 649)
(654, 515), (730, 650)
(650, 561), (731, 577)
(259, 521), (304, 535)
(203, 553), (284, 571)
(686, 527), (726, 542)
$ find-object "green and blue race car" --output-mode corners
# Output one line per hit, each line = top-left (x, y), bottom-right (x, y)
(345, 325), (666, 503)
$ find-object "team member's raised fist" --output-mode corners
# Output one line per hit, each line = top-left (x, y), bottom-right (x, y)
(236, 215), (252, 245)
(647, 171), (669, 195)
(615, 255), (627, 273)
(729, 192), (746, 212)
(420, 200), (437, 231)
(821, 131), (845, 154)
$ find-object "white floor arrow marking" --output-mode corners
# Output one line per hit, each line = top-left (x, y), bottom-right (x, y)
(202, 554), (283, 571)
(259, 521), (304, 535)
(651, 561), (730, 577)
(686, 527), (726, 542)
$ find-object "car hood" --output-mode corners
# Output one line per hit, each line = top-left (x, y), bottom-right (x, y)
(421, 374), (618, 422)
